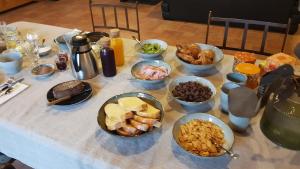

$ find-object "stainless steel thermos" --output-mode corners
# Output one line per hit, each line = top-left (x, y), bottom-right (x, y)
(71, 34), (99, 80)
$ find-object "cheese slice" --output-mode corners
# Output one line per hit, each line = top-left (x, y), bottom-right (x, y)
(118, 97), (148, 112)
(136, 103), (160, 119)
(104, 103), (132, 130)
(105, 117), (125, 131)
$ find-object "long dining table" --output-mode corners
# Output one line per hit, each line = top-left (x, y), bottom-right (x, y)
(0, 21), (299, 169)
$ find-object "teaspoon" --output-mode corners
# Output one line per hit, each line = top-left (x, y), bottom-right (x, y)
(132, 36), (142, 47)
(211, 139), (240, 159)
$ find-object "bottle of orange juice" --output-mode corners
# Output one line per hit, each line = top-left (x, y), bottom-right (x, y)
(110, 29), (124, 66)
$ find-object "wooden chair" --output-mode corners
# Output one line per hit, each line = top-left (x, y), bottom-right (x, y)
(205, 11), (291, 56)
(89, 0), (141, 40)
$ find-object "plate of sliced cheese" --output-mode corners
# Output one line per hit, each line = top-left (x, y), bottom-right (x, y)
(97, 92), (164, 137)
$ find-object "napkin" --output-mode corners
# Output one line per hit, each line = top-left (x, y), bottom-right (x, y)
(0, 83), (29, 105)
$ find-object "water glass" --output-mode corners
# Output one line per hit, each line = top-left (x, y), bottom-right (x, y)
(26, 32), (40, 66)
(4, 26), (17, 49)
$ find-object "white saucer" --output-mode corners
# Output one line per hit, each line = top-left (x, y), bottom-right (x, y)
(31, 64), (55, 79)
(38, 46), (52, 56)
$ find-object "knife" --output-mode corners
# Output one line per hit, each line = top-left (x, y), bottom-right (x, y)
(0, 78), (24, 94)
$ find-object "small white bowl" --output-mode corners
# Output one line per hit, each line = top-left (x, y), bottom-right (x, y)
(38, 45), (52, 56)
(136, 39), (168, 59)
(169, 76), (216, 108)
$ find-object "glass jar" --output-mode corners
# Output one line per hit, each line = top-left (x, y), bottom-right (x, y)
(233, 52), (256, 71)
(260, 77), (300, 150)
(235, 63), (260, 89)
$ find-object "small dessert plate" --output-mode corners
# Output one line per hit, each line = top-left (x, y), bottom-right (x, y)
(31, 64), (55, 79)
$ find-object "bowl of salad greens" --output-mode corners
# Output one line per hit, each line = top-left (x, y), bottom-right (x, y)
(136, 39), (168, 59)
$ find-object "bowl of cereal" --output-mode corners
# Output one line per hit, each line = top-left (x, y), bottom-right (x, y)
(172, 113), (234, 158)
(169, 76), (216, 108)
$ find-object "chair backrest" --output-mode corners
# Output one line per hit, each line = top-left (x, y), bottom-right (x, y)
(89, 0), (141, 40)
(205, 11), (291, 56)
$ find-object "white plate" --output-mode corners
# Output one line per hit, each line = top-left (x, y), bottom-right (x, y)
(31, 64), (55, 79)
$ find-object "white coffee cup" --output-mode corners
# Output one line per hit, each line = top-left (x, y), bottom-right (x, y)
(0, 51), (23, 74)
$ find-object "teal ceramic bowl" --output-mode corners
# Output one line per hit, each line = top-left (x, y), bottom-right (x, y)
(131, 60), (171, 85)
(169, 76), (216, 108)
(97, 92), (164, 137)
(135, 39), (168, 59)
(176, 43), (224, 73)
(172, 113), (234, 158)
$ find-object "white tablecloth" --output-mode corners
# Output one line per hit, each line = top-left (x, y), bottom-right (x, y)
(0, 21), (299, 169)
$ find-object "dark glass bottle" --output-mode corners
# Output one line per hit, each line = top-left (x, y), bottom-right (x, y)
(99, 38), (117, 77)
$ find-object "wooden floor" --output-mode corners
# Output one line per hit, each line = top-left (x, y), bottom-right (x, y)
(1, 0), (300, 168)
(2, 0), (300, 56)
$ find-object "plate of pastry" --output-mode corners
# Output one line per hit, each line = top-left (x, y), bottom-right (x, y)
(47, 80), (92, 106)
(97, 92), (164, 137)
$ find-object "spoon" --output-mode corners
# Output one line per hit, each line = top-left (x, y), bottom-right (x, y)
(132, 36), (142, 47)
(211, 139), (240, 159)
(41, 38), (46, 47)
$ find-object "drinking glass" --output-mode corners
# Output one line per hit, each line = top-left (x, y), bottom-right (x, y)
(4, 26), (17, 49)
(25, 32), (40, 66)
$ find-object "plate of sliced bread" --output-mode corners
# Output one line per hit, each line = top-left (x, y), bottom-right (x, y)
(97, 92), (164, 137)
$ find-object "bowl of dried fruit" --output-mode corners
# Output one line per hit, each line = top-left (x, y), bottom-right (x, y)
(169, 76), (216, 108)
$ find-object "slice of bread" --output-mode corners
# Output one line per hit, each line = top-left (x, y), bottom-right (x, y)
(133, 115), (162, 128)
(136, 103), (160, 119)
(133, 115), (158, 125)
(118, 97), (148, 112)
(116, 128), (134, 136)
(116, 125), (142, 136)
(129, 119), (149, 131)
(121, 123), (138, 135)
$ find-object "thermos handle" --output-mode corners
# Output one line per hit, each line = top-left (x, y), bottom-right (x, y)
(72, 47), (81, 72)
